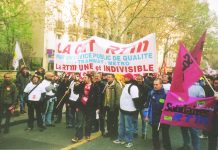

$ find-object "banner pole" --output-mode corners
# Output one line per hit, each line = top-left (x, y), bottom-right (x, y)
(56, 90), (68, 109)
(157, 122), (160, 131)
(203, 75), (216, 94)
(22, 58), (26, 66)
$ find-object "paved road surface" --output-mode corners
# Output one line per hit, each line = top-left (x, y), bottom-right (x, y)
(0, 119), (208, 150)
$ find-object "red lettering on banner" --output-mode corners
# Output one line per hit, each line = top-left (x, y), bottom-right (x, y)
(143, 40), (149, 52)
(120, 47), (130, 54)
(106, 46), (120, 54)
(149, 64), (154, 71)
(137, 42), (142, 53)
(106, 40), (149, 54)
(138, 66), (142, 72)
(130, 46), (136, 53)
(56, 64), (61, 70)
(75, 44), (86, 54)
(103, 64), (154, 73)
(79, 63), (93, 71)
(57, 39), (149, 55)
(57, 43), (71, 54)
(89, 39), (95, 52)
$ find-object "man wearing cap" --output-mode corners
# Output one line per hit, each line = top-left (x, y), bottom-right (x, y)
(113, 73), (139, 148)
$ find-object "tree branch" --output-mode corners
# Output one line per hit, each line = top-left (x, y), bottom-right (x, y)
(119, 0), (151, 37)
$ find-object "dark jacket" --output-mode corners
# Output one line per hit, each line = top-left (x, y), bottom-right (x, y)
(148, 88), (166, 125)
(56, 79), (71, 100)
(0, 81), (18, 105)
(94, 81), (106, 108)
(137, 83), (149, 109)
(74, 82), (101, 112)
(16, 73), (30, 94)
(204, 84), (214, 97)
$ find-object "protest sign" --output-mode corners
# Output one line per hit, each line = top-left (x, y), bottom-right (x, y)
(54, 34), (157, 74)
(160, 92), (215, 130)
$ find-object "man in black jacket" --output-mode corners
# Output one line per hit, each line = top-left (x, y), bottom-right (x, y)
(132, 74), (149, 138)
(16, 66), (30, 114)
(0, 73), (18, 133)
(92, 73), (105, 133)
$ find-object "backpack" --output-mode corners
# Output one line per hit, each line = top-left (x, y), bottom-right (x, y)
(128, 81), (143, 110)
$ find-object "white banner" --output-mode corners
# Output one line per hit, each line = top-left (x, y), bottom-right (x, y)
(54, 33), (157, 74)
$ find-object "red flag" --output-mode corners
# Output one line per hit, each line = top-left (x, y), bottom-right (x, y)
(191, 31), (207, 65)
(170, 44), (204, 100)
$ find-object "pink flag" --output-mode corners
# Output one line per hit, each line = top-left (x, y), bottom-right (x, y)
(160, 92), (215, 130)
(191, 31), (206, 65)
(170, 44), (203, 100)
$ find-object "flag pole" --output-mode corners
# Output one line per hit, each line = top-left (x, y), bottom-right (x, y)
(203, 75), (216, 94)
(22, 58), (26, 66)
(157, 122), (161, 131)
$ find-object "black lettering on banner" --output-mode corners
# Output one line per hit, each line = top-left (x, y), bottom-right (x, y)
(182, 53), (193, 80)
(182, 54), (193, 71)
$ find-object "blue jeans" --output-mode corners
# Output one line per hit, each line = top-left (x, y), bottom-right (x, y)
(118, 111), (134, 143)
(181, 127), (200, 150)
(20, 94), (25, 111)
(43, 99), (55, 125)
(133, 110), (146, 135)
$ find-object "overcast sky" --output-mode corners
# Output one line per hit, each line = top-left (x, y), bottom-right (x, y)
(207, 0), (218, 18)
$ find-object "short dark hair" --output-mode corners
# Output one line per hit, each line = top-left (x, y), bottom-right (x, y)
(107, 73), (115, 78)
(206, 75), (214, 81)
(154, 78), (162, 84)
(31, 74), (40, 81)
(85, 74), (92, 79)
(214, 77), (218, 81)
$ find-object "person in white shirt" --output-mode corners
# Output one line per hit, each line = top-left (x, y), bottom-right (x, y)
(41, 72), (57, 127)
(67, 74), (80, 128)
(113, 73), (139, 148)
(162, 74), (171, 94)
(24, 75), (45, 131)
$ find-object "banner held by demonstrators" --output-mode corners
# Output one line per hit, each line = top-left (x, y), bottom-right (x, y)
(54, 34), (157, 74)
(160, 92), (215, 130)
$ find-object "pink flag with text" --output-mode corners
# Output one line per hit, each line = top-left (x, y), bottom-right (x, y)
(191, 31), (206, 65)
(160, 92), (215, 130)
(170, 44), (204, 100)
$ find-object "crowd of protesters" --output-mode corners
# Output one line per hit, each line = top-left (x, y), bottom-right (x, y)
(0, 65), (218, 150)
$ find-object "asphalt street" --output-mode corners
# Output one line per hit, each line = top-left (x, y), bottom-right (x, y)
(0, 116), (208, 150)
